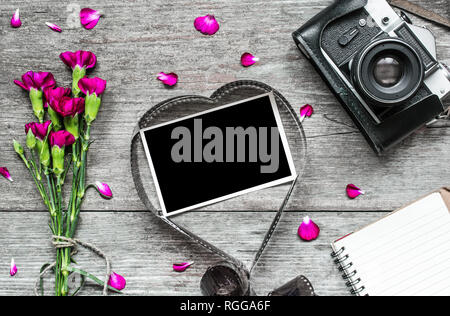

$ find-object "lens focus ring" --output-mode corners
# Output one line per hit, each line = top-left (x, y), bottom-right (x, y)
(352, 38), (424, 107)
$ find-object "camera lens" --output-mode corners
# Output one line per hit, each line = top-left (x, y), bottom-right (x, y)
(352, 38), (424, 107)
(373, 57), (403, 87)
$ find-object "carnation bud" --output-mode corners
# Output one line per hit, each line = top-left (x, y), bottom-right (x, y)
(63, 114), (80, 140)
(37, 139), (50, 168)
(72, 65), (86, 97)
(51, 145), (65, 176)
(29, 88), (45, 123)
(13, 140), (29, 168)
(48, 107), (62, 131)
(84, 93), (101, 124)
(13, 140), (24, 155)
(26, 129), (37, 150)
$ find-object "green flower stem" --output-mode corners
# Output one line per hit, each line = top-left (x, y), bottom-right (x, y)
(30, 151), (42, 181)
(55, 175), (67, 296)
(24, 152), (55, 220)
(72, 66), (86, 98)
(45, 172), (58, 218)
(69, 144), (80, 226)
(60, 142), (82, 296)
(22, 152), (61, 295)
(69, 124), (91, 238)
(52, 108), (95, 295)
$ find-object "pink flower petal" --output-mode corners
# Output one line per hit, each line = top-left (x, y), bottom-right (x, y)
(25, 121), (52, 141)
(95, 181), (113, 199)
(59, 51), (97, 70)
(45, 22), (62, 33)
(78, 77), (107, 96)
(300, 104), (314, 123)
(80, 8), (101, 30)
(49, 130), (76, 148)
(44, 87), (72, 109)
(11, 9), (21, 28)
(50, 97), (85, 118)
(0, 167), (13, 182)
(241, 53), (259, 67)
(298, 216), (320, 241)
(10, 258), (18, 277)
(346, 184), (365, 199)
(194, 15), (219, 35)
(108, 272), (126, 291)
(157, 72), (178, 87)
(14, 71), (56, 92)
(173, 262), (193, 272)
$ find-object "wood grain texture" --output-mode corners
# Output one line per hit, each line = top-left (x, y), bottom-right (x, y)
(0, 211), (387, 296)
(0, 0), (448, 296)
(0, 0), (449, 212)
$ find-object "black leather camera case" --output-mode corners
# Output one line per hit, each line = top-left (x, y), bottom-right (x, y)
(293, 0), (445, 154)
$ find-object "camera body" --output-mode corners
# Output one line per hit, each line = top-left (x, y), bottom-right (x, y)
(293, 0), (450, 153)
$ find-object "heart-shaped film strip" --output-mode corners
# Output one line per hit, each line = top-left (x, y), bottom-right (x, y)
(130, 80), (315, 296)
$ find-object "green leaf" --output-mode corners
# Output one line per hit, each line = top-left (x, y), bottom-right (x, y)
(39, 263), (52, 296)
(71, 273), (86, 296)
(65, 266), (122, 294)
(62, 154), (73, 183)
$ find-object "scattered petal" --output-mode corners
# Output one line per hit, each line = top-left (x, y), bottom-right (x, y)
(108, 272), (126, 291)
(173, 262), (193, 272)
(299, 104), (314, 123)
(80, 8), (101, 30)
(0, 167), (13, 182)
(45, 22), (62, 33)
(157, 72), (178, 87)
(95, 181), (113, 199)
(298, 216), (320, 241)
(346, 184), (365, 199)
(10, 258), (18, 277)
(241, 53), (259, 67)
(11, 9), (21, 28)
(194, 15), (219, 35)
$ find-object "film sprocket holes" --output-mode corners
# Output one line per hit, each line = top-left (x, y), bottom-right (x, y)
(293, 0), (450, 154)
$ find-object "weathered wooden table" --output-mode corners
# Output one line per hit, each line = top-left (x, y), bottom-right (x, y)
(0, 0), (449, 296)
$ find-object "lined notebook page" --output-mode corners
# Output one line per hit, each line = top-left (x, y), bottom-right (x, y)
(333, 193), (450, 296)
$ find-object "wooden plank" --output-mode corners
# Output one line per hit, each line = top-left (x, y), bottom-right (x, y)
(0, 211), (387, 296)
(0, 0), (449, 212)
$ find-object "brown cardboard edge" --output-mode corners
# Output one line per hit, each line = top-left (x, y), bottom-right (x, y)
(333, 187), (450, 243)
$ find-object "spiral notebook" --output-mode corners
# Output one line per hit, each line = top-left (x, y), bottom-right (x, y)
(331, 188), (450, 296)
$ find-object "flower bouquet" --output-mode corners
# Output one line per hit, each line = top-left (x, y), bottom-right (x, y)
(13, 51), (125, 296)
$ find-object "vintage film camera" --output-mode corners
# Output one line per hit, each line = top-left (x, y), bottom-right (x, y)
(293, 0), (450, 153)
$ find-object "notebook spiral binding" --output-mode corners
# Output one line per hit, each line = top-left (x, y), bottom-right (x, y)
(331, 247), (366, 296)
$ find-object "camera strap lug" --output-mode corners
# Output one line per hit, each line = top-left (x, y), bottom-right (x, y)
(427, 109), (450, 126)
(439, 108), (450, 120)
